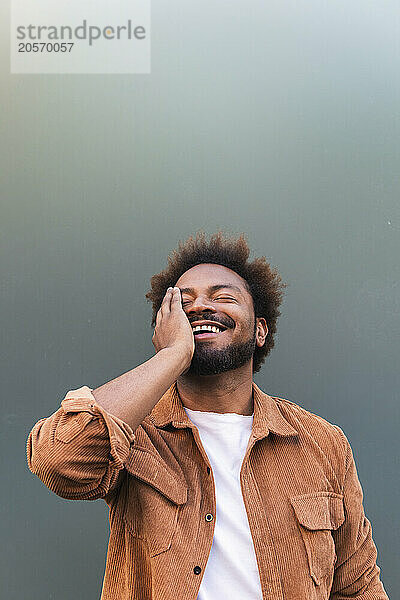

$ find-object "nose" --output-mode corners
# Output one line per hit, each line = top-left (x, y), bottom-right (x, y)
(185, 295), (216, 315)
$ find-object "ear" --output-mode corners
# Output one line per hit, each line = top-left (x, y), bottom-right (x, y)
(255, 318), (268, 348)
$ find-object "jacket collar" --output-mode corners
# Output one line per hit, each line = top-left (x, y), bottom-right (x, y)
(149, 381), (298, 440)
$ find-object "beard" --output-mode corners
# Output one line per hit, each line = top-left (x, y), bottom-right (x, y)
(186, 321), (257, 376)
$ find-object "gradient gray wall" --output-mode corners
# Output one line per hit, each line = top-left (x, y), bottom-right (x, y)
(1, 1), (398, 598)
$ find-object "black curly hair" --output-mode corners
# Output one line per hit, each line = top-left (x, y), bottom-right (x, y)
(145, 231), (286, 373)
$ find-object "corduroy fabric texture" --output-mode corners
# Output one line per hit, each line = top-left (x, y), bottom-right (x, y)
(27, 382), (389, 600)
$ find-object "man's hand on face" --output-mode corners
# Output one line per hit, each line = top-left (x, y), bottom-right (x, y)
(152, 287), (195, 373)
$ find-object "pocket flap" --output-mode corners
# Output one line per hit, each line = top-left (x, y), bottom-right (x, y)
(290, 492), (345, 530)
(126, 446), (188, 505)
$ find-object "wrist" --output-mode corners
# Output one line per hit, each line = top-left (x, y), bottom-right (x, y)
(160, 346), (192, 374)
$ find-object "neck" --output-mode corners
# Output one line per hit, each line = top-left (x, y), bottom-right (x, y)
(176, 362), (254, 415)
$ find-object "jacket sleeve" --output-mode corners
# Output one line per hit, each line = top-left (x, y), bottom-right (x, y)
(26, 386), (135, 502)
(330, 426), (389, 599)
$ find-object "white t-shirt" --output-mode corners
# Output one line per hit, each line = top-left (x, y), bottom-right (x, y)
(184, 406), (263, 600)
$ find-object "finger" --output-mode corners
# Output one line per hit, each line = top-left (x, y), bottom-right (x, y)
(170, 287), (183, 309)
(160, 287), (173, 314)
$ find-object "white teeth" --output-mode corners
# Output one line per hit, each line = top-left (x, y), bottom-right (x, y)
(192, 324), (221, 333)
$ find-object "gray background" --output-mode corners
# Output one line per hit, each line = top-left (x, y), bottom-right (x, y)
(1, 1), (398, 598)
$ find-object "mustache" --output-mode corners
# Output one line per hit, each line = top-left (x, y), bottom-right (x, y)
(187, 313), (234, 329)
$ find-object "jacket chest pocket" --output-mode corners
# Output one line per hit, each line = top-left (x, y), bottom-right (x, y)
(290, 492), (345, 586)
(123, 447), (188, 557)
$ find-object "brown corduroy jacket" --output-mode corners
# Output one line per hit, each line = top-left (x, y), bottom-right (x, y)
(27, 382), (388, 600)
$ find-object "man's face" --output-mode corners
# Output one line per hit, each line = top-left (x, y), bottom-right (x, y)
(175, 263), (266, 375)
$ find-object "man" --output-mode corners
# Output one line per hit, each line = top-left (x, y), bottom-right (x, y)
(27, 231), (388, 600)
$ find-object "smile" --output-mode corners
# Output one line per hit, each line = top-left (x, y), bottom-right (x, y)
(192, 324), (223, 334)
(191, 322), (229, 339)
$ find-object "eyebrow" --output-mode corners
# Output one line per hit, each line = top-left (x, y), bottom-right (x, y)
(179, 284), (244, 296)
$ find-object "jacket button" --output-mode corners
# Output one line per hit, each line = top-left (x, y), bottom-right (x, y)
(205, 513), (213, 522)
(206, 466), (211, 475)
(193, 566), (201, 575)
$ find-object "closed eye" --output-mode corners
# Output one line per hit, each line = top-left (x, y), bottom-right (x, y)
(215, 296), (236, 301)
(181, 296), (237, 306)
